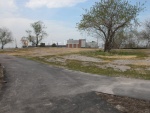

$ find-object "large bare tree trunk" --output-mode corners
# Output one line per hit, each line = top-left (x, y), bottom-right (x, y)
(36, 43), (38, 47)
(104, 41), (111, 52)
(104, 35), (113, 52)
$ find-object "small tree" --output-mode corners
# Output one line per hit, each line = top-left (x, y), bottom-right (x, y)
(0, 28), (13, 49)
(26, 21), (48, 47)
(77, 0), (144, 52)
(51, 43), (57, 47)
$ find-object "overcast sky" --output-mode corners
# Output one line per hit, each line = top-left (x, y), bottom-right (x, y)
(0, 0), (150, 48)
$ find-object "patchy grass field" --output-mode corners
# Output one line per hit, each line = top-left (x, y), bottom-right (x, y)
(0, 48), (150, 80)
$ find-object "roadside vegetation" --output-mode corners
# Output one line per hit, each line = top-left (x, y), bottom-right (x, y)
(0, 48), (149, 80)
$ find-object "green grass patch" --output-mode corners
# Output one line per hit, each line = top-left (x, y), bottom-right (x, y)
(111, 49), (148, 58)
(65, 60), (150, 80)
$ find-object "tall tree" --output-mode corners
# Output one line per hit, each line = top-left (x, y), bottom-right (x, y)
(26, 21), (47, 47)
(77, 0), (144, 52)
(0, 28), (13, 49)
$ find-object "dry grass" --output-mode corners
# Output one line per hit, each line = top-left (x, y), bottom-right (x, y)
(133, 62), (150, 66)
(98, 55), (137, 59)
(0, 47), (97, 57)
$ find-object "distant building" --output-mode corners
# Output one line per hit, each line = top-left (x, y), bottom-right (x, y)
(21, 37), (29, 47)
(67, 39), (86, 48)
(67, 39), (98, 48)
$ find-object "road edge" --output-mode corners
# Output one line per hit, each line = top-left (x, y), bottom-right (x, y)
(0, 63), (4, 89)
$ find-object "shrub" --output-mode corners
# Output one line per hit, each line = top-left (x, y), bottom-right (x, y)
(51, 43), (57, 47)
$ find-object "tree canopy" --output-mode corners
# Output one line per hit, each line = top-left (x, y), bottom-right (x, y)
(0, 28), (13, 49)
(77, 0), (144, 52)
(26, 21), (48, 47)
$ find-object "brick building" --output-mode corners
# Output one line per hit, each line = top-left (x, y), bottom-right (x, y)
(67, 39), (86, 48)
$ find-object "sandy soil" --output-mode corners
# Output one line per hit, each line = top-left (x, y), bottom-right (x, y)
(63, 54), (103, 62)
(98, 55), (137, 59)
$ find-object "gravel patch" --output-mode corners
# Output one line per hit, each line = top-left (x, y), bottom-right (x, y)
(63, 54), (103, 62)
(46, 54), (150, 72)
(113, 59), (150, 66)
(106, 64), (131, 72)
(82, 62), (91, 66)
(47, 57), (66, 63)
(113, 60), (133, 65)
(96, 64), (131, 72)
(147, 68), (150, 71)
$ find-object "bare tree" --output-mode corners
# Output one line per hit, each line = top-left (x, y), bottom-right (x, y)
(26, 21), (48, 47)
(77, 0), (144, 52)
(0, 28), (13, 49)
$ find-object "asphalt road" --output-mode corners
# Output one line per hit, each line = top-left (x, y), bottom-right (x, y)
(0, 55), (150, 113)
(0, 55), (121, 113)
